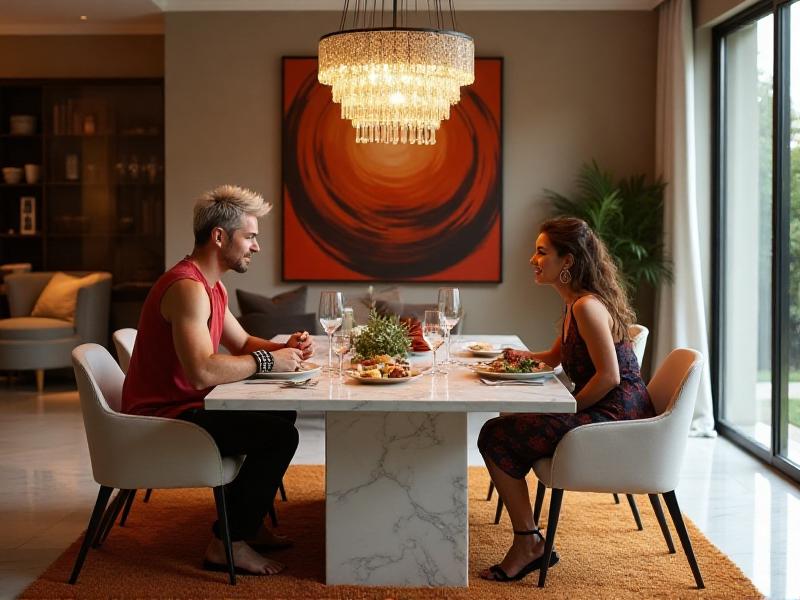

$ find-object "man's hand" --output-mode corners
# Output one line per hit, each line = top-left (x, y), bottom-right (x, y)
(272, 347), (304, 372)
(286, 331), (314, 360)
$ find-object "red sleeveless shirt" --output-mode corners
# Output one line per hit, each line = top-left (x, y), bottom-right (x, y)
(122, 258), (228, 418)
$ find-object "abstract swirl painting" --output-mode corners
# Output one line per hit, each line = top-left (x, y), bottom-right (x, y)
(282, 57), (502, 282)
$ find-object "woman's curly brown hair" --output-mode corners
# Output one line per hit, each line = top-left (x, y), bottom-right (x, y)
(540, 217), (635, 342)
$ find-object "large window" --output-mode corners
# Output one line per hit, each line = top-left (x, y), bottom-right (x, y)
(714, 0), (800, 481)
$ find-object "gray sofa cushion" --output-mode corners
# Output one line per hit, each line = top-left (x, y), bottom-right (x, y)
(0, 317), (75, 341)
(236, 286), (307, 316)
(238, 312), (320, 340)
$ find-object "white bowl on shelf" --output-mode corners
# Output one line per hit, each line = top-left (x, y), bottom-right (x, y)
(2, 167), (23, 184)
(9, 115), (36, 135)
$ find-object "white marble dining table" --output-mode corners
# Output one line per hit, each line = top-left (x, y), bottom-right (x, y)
(205, 334), (575, 588)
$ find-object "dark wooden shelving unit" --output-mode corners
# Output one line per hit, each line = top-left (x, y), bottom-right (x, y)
(1, 79), (164, 327)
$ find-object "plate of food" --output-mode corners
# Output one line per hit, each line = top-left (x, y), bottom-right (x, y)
(346, 356), (425, 384)
(252, 362), (322, 380)
(464, 341), (504, 357)
(471, 356), (554, 380)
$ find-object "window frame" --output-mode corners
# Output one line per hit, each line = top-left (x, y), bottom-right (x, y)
(712, 0), (800, 483)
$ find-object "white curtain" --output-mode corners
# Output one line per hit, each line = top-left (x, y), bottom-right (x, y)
(654, 0), (716, 436)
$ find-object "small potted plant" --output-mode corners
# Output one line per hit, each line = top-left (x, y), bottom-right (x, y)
(351, 310), (412, 361)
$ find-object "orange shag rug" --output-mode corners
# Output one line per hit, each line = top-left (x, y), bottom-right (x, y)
(21, 465), (761, 599)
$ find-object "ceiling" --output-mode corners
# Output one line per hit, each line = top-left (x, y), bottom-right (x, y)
(0, 0), (662, 35)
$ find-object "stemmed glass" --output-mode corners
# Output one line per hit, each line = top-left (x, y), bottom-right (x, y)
(438, 288), (461, 365)
(332, 332), (351, 379)
(422, 310), (446, 375)
(319, 291), (344, 372)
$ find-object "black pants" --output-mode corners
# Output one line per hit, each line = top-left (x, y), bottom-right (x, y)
(178, 408), (299, 541)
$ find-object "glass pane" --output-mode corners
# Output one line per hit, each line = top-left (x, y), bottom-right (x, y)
(721, 14), (774, 448)
(787, 1), (800, 466)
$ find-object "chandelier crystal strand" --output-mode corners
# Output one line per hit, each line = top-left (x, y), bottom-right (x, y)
(318, 20), (474, 145)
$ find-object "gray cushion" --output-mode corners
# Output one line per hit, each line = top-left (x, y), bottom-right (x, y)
(0, 317), (75, 341)
(236, 286), (307, 317)
(238, 312), (320, 340)
(347, 286), (402, 325)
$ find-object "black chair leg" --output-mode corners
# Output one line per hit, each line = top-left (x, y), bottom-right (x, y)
(119, 489), (138, 527)
(143, 488), (153, 503)
(268, 501), (278, 527)
(92, 489), (125, 548)
(486, 481), (495, 501)
(69, 485), (113, 584)
(662, 490), (705, 589)
(213, 485), (236, 585)
(538, 488), (563, 588)
(97, 489), (131, 547)
(533, 481), (546, 526)
(626, 494), (644, 530)
(648, 493), (675, 553)
(278, 480), (287, 502)
(493, 497), (504, 524)
(613, 493), (620, 504)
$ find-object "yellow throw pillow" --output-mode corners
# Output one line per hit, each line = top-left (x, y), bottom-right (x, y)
(31, 272), (103, 323)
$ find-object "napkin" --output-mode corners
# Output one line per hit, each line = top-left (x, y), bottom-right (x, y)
(401, 317), (431, 352)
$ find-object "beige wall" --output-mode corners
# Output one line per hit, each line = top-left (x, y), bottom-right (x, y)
(695, 0), (759, 28)
(165, 10), (658, 352)
(0, 36), (163, 78)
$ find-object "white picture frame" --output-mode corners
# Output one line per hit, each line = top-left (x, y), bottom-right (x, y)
(20, 196), (36, 235)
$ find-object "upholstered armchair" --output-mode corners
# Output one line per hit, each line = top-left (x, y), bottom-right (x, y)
(0, 271), (112, 392)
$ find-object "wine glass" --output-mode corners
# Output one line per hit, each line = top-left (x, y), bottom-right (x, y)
(438, 288), (461, 364)
(332, 332), (351, 379)
(319, 291), (344, 372)
(422, 310), (446, 374)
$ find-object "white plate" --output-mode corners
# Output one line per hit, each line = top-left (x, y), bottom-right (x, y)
(252, 362), (321, 380)
(471, 364), (554, 380)
(346, 369), (425, 384)
(461, 341), (504, 357)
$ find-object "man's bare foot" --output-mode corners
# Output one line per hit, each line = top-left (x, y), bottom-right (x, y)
(246, 525), (293, 550)
(479, 531), (544, 580)
(204, 538), (284, 575)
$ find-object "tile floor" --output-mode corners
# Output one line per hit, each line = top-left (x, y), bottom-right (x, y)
(1, 382), (799, 599)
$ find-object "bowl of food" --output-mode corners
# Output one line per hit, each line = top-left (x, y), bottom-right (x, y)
(2, 167), (23, 184)
(465, 341), (503, 357)
(10, 115), (36, 135)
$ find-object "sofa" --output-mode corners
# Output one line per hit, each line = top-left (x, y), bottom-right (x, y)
(0, 271), (112, 392)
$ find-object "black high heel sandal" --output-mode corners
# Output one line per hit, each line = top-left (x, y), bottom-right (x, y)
(482, 528), (560, 582)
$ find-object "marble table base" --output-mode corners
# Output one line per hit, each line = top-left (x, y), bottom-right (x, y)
(325, 412), (468, 587)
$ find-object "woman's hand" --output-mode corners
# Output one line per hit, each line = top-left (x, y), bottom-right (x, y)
(286, 331), (314, 360)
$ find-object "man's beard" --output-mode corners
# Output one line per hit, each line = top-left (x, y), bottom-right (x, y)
(225, 250), (251, 273)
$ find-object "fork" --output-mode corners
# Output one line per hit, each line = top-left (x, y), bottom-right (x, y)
(244, 379), (318, 387)
(281, 379), (318, 388)
(479, 377), (544, 386)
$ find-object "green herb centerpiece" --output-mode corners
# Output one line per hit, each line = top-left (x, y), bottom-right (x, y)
(351, 310), (412, 361)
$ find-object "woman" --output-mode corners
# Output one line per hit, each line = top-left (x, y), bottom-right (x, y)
(477, 217), (654, 582)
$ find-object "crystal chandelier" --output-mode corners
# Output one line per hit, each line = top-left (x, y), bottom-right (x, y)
(318, 1), (474, 145)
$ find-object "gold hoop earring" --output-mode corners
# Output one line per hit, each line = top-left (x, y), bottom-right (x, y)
(559, 268), (572, 284)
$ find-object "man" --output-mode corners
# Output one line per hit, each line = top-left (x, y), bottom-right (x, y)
(122, 185), (313, 576)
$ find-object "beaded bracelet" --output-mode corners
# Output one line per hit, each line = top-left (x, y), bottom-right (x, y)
(251, 349), (275, 373)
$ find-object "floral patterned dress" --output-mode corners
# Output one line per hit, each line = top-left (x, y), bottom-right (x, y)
(477, 302), (654, 480)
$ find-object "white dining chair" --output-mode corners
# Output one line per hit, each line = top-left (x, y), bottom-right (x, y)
(611, 324), (650, 526)
(69, 343), (245, 585)
(107, 327), (283, 533)
(533, 348), (705, 589)
(112, 327), (137, 375)
(491, 324), (652, 527)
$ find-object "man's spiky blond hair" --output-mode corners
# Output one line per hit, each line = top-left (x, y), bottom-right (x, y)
(193, 185), (272, 245)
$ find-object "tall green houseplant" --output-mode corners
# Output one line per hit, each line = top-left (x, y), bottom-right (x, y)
(545, 161), (672, 294)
